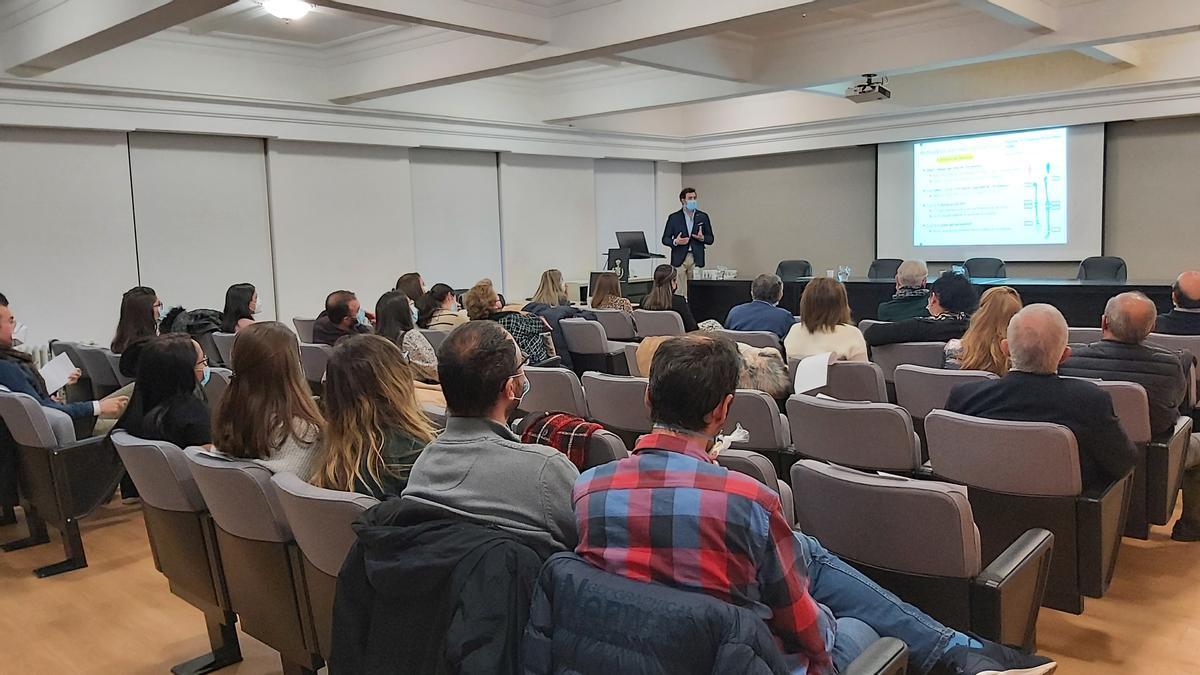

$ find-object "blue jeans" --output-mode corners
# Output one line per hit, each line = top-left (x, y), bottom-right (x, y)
(785, 610), (880, 675)
(795, 532), (954, 674)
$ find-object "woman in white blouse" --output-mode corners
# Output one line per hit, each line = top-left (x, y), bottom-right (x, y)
(374, 290), (440, 383)
(784, 277), (868, 362)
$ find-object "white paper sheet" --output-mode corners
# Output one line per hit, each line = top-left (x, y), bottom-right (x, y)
(39, 352), (77, 395)
(793, 351), (835, 395)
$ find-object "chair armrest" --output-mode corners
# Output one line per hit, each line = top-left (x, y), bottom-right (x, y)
(970, 528), (1054, 652)
(52, 434), (124, 520)
(533, 356), (563, 368)
(1146, 416), (1193, 525)
(1077, 469), (1134, 599)
(841, 637), (908, 675)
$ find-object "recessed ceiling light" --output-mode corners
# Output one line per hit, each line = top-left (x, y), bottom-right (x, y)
(261, 0), (312, 21)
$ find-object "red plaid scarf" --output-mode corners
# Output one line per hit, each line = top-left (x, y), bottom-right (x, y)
(520, 412), (602, 470)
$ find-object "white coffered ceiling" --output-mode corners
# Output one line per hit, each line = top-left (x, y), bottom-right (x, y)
(2, 0), (1200, 142)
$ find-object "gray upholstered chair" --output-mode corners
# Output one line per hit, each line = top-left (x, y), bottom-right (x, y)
(894, 364), (997, 441)
(717, 449), (795, 526)
(0, 390), (122, 577)
(196, 333), (224, 372)
(299, 343), (332, 394)
(963, 257), (1006, 278)
(786, 394), (922, 473)
(1076, 256), (1127, 282)
(1089, 379), (1192, 540)
(110, 431), (242, 673)
(292, 317), (316, 344)
(75, 344), (121, 399)
(791, 460), (1053, 652)
(212, 332), (237, 366)
(420, 329), (449, 350)
(868, 258), (904, 280)
(559, 318), (627, 375)
(1066, 327), (1102, 345)
(518, 367), (590, 418)
(183, 450), (323, 675)
(721, 389), (790, 453)
(51, 341), (94, 403)
(624, 343), (642, 377)
(513, 413), (630, 470)
(713, 329), (783, 352)
(632, 309), (685, 337)
(775, 259), (812, 281)
(580, 373), (651, 448)
(591, 309), (637, 341)
(270, 472), (379, 663)
(203, 367), (233, 412)
(104, 349), (135, 387)
(925, 410), (1133, 615)
(1146, 332), (1200, 407)
(789, 359), (888, 403)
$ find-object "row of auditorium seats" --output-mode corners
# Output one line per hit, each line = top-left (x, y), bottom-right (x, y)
(774, 256), (1129, 282)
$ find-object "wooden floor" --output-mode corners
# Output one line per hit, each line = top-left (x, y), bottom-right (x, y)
(1, 501), (1197, 674)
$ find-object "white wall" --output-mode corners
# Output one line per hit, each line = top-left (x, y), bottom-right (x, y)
(499, 154), (597, 300)
(594, 159), (657, 277)
(266, 140), (416, 323)
(410, 148), (503, 291)
(0, 127), (139, 347)
(129, 132), (276, 319)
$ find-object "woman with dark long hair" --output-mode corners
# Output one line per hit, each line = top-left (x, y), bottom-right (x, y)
(114, 333), (211, 449)
(639, 264), (698, 332)
(416, 283), (466, 330)
(313, 335), (436, 499)
(374, 290), (439, 383)
(111, 286), (161, 354)
(212, 321), (324, 478)
(219, 282), (258, 333)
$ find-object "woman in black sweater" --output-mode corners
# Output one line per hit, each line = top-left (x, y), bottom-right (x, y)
(640, 264), (699, 332)
(114, 333), (212, 449)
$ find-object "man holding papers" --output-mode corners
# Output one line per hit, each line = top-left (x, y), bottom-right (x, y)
(0, 295), (127, 420)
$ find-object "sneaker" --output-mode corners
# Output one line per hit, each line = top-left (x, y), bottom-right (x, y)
(1172, 520), (1200, 542)
(941, 646), (1057, 675)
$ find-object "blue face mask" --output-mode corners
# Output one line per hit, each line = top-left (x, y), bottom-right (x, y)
(356, 306), (369, 326)
(685, 198), (697, 211)
(200, 366), (211, 387)
(411, 303), (419, 323)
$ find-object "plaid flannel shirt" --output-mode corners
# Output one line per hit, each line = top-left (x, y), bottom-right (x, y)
(573, 431), (830, 672)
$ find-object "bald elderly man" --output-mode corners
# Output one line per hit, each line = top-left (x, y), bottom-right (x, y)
(1156, 271), (1200, 335)
(946, 304), (1136, 495)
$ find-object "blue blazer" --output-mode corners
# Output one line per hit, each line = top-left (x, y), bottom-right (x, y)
(0, 359), (93, 419)
(661, 208), (714, 268)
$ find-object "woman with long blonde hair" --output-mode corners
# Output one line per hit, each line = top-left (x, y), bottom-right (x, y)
(212, 321), (324, 478)
(945, 286), (1023, 374)
(314, 334), (436, 498)
(530, 268), (570, 306)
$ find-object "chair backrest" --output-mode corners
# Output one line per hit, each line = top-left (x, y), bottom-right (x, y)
(270, 472), (378, 577)
(787, 394), (921, 471)
(1146, 332), (1200, 404)
(0, 390), (66, 449)
(632, 309), (685, 337)
(713, 329), (783, 352)
(204, 367), (233, 412)
(722, 389), (788, 450)
(716, 449), (794, 525)
(868, 258), (904, 280)
(520, 367), (590, 418)
(104, 349), (135, 387)
(624, 343), (642, 377)
(1067, 327), (1103, 345)
(925, 410), (1082, 496)
(591, 309), (636, 341)
(1077, 256), (1127, 282)
(299, 343), (332, 384)
(292, 317), (316, 343)
(76, 344), (119, 388)
(1088, 379), (1152, 444)
(858, 326), (947, 381)
(963, 257), (1006, 278)
(58, 341), (90, 378)
(894, 364), (998, 419)
(584, 430), (629, 469)
(183, 448), (293, 542)
(580, 373), (651, 433)
(212, 332), (237, 366)
(775, 259), (812, 281)
(789, 359), (888, 402)
(110, 430), (205, 513)
(420, 329), (448, 350)
(560, 318), (611, 354)
(791, 460), (981, 578)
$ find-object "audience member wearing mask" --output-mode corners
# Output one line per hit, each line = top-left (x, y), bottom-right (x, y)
(113, 333), (212, 449)
(313, 335), (436, 500)
(464, 279), (552, 364)
(396, 272), (425, 324)
(865, 271), (979, 347)
(375, 290), (439, 383)
(312, 290), (372, 346)
(640, 264), (699, 333)
(219, 282), (259, 334)
(416, 283), (467, 331)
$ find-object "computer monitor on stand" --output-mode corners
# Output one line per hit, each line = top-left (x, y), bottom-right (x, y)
(616, 231), (665, 260)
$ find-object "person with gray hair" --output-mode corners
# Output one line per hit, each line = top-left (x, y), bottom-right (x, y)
(1060, 291), (1199, 541)
(877, 259), (930, 321)
(946, 303), (1136, 494)
(723, 273), (796, 339)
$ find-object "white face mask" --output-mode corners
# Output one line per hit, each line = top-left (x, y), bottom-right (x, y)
(11, 322), (28, 347)
(251, 298), (262, 315)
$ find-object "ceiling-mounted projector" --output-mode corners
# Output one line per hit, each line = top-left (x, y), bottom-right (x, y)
(845, 74), (890, 103)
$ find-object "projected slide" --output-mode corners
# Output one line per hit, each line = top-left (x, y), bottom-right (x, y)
(913, 127), (1067, 247)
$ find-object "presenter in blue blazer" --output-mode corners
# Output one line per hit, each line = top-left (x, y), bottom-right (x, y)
(661, 187), (714, 296)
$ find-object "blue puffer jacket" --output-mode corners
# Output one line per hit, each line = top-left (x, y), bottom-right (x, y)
(522, 553), (791, 675)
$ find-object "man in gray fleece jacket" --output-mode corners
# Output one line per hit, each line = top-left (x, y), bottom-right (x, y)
(401, 320), (580, 552)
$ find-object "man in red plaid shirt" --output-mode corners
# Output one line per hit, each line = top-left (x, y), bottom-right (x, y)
(573, 335), (1056, 675)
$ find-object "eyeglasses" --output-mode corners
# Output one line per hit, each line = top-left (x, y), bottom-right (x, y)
(196, 356), (209, 368)
(509, 355), (529, 378)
